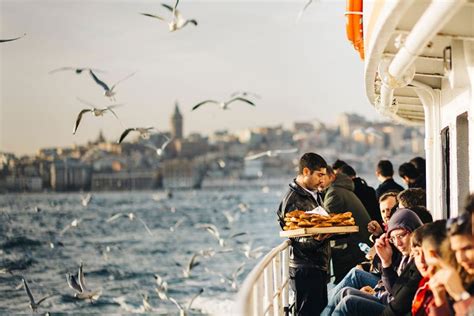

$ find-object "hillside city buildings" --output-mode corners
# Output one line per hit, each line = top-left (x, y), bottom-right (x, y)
(0, 109), (424, 193)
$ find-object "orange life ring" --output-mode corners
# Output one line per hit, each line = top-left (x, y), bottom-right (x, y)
(345, 0), (364, 59)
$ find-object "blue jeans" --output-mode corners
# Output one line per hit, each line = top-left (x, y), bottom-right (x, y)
(321, 268), (380, 316)
(332, 287), (386, 316)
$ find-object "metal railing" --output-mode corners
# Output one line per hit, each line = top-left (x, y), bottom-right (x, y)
(237, 240), (292, 316)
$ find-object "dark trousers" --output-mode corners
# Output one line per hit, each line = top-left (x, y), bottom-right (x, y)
(289, 267), (328, 316)
(332, 245), (365, 284)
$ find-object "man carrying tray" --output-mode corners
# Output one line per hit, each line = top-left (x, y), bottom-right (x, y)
(277, 152), (332, 316)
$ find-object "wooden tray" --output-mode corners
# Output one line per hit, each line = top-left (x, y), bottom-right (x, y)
(279, 225), (359, 238)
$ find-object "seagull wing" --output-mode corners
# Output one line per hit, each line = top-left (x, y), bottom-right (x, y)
(185, 253), (200, 275)
(229, 232), (247, 239)
(36, 294), (55, 306)
(48, 67), (75, 74)
(78, 263), (88, 291)
(140, 13), (166, 21)
(22, 279), (36, 305)
(225, 97), (255, 107)
(0, 33), (26, 43)
(73, 109), (92, 134)
(296, 0), (313, 21)
(169, 297), (184, 311)
(161, 3), (175, 12)
(136, 216), (153, 236)
(232, 263), (246, 280)
(76, 97), (96, 109)
(89, 70), (110, 91)
(106, 213), (125, 223)
(111, 72), (135, 90)
(244, 151), (269, 161)
(182, 19), (198, 27)
(118, 128), (135, 144)
(160, 136), (172, 150)
(202, 224), (220, 241)
(274, 148), (298, 155)
(186, 288), (204, 311)
(66, 274), (82, 293)
(105, 106), (122, 121)
(191, 100), (218, 111)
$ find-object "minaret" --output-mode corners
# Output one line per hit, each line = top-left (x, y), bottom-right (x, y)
(171, 102), (183, 139)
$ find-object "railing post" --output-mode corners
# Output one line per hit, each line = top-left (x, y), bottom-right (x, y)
(264, 262), (274, 315)
(282, 246), (290, 314)
(273, 255), (281, 316)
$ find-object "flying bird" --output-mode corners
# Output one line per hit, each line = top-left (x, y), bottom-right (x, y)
(192, 97), (255, 111)
(180, 253), (201, 278)
(72, 98), (122, 135)
(154, 274), (169, 300)
(89, 70), (135, 101)
(66, 263), (102, 301)
(144, 135), (172, 156)
(0, 33), (26, 43)
(140, 0), (198, 32)
(244, 148), (298, 161)
(81, 193), (92, 207)
(106, 212), (153, 236)
(118, 127), (155, 144)
(196, 223), (246, 247)
(60, 218), (81, 236)
(48, 67), (104, 75)
(21, 278), (55, 311)
(169, 288), (204, 316)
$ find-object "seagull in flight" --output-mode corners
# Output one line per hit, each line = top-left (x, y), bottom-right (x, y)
(192, 97), (255, 111)
(106, 212), (153, 236)
(144, 135), (172, 156)
(179, 252), (201, 278)
(244, 148), (298, 161)
(154, 274), (169, 300)
(169, 288), (204, 316)
(0, 33), (26, 43)
(60, 218), (81, 236)
(48, 67), (104, 75)
(73, 98), (123, 135)
(140, 0), (198, 32)
(196, 223), (246, 247)
(21, 278), (55, 312)
(89, 70), (135, 101)
(81, 193), (92, 207)
(118, 127), (156, 144)
(66, 263), (102, 301)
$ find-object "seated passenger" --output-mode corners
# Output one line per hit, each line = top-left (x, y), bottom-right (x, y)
(428, 210), (474, 316)
(322, 208), (423, 316)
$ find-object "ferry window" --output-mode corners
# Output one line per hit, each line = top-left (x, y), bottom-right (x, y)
(441, 127), (450, 219)
(456, 112), (470, 210)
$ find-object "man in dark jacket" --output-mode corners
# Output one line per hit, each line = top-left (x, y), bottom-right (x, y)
(277, 152), (331, 315)
(322, 167), (371, 283)
(340, 164), (382, 223)
(375, 160), (405, 199)
(398, 162), (426, 190)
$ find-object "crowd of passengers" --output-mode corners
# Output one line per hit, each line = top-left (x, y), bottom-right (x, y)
(277, 153), (473, 316)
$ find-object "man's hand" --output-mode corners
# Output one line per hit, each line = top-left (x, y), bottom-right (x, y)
(429, 258), (467, 302)
(313, 233), (334, 241)
(374, 233), (392, 268)
(367, 220), (383, 236)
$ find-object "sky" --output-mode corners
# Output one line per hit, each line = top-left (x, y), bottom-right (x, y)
(0, 0), (381, 156)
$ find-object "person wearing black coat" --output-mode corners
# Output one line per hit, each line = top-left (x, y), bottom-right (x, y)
(276, 152), (331, 316)
(375, 160), (405, 199)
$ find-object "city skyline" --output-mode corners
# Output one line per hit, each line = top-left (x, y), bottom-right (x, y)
(1, 0), (381, 156)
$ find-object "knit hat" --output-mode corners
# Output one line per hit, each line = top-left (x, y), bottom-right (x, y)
(387, 208), (423, 236)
